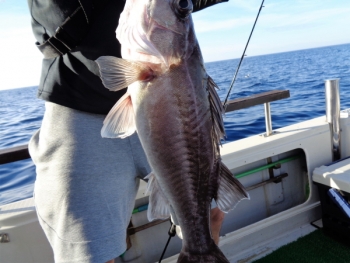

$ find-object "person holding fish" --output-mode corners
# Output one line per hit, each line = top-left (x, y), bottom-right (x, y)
(27, 0), (248, 263)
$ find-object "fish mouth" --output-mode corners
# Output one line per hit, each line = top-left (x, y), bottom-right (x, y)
(172, 0), (193, 19)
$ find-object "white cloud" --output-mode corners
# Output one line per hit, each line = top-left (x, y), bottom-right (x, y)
(192, 0), (350, 62)
(0, 13), (42, 90)
(261, 7), (350, 29)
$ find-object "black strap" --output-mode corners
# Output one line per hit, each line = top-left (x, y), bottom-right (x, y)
(37, 0), (108, 58)
(192, 0), (229, 12)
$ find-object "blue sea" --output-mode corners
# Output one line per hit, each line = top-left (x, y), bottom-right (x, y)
(1, 43), (350, 205)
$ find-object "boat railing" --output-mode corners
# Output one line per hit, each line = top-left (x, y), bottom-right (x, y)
(0, 89), (290, 165)
(325, 79), (341, 161)
(0, 144), (29, 165)
(0, 90), (291, 236)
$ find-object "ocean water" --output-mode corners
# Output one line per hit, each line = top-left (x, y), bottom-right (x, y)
(1, 43), (350, 205)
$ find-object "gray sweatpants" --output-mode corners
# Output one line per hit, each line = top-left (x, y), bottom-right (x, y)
(29, 102), (151, 263)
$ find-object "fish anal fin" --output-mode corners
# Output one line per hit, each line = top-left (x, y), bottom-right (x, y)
(101, 92), (136, 138)
(145, 173), (170, 221)
(95, 56), (156, 91)
(215, 161), (250, 213)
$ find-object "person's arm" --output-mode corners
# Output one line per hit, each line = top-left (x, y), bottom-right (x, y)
(192, 0), (228, 12)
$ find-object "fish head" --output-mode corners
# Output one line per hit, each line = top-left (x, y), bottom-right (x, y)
(117, 0), (196, 68)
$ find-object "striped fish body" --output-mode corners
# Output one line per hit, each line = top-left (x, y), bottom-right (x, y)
(132, 45), (217, 253)
(96, 0), (249, 262)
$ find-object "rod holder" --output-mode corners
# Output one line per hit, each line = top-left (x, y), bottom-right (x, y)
(264, 102), (273, 136)
(325, 79), (341, 161)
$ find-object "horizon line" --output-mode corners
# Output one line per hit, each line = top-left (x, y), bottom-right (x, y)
(205, 42), (350, 63)
(1, 42), (349, 91)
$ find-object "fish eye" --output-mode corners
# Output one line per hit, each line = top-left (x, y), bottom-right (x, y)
(173, 0), (193, 19)
(179, 0), (189, 8)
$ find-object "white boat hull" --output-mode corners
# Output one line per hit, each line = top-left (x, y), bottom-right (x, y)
(2, 111), (350, 263)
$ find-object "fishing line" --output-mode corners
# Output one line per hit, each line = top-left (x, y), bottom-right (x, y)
(223, 0), (265, 109)
(158, 222), (176, 263)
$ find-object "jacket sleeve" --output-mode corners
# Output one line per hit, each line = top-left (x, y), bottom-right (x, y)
(192, 0), (228, 12)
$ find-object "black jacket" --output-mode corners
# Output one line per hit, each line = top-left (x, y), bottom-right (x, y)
(27, 0), (228, 114)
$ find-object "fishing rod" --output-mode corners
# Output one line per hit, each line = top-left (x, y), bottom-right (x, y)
(223, 0), (265, 109)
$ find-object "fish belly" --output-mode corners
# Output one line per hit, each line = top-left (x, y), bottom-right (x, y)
(134, 60), (216, 252)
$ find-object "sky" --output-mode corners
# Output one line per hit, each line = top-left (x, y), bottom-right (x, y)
(0, 0), (349, 90)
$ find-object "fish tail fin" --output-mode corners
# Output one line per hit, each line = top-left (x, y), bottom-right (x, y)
(95, 56), (155, 91)
(215, 161), (250, 213)
(178, 242), (229, 263)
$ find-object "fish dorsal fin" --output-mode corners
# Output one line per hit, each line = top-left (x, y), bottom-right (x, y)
(207, 76), (225, 142)
(215, 161), (250, 213)
(145, 172), (170, 221)
(96, 56), (154, 91)
(101, 92), (136, 138)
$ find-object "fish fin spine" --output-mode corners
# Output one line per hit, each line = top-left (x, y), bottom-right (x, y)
(95, 56), (155, 91)
(145, 172), (171, 221)
(207, 75), (225, 143)
(215, 161), (250, 213)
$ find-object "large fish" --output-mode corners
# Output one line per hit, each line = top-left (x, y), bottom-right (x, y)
(96, 0), (249, 262)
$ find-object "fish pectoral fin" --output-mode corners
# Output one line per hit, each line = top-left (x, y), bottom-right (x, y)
(215, 162), (250, 213)
(101, 91), (136, 138)
(145, 172), (170, 221)
(96, 56), (154, 91)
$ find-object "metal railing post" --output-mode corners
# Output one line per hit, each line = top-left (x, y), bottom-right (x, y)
(264, 102), (273, 136)
(325, 79), (341, 161)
